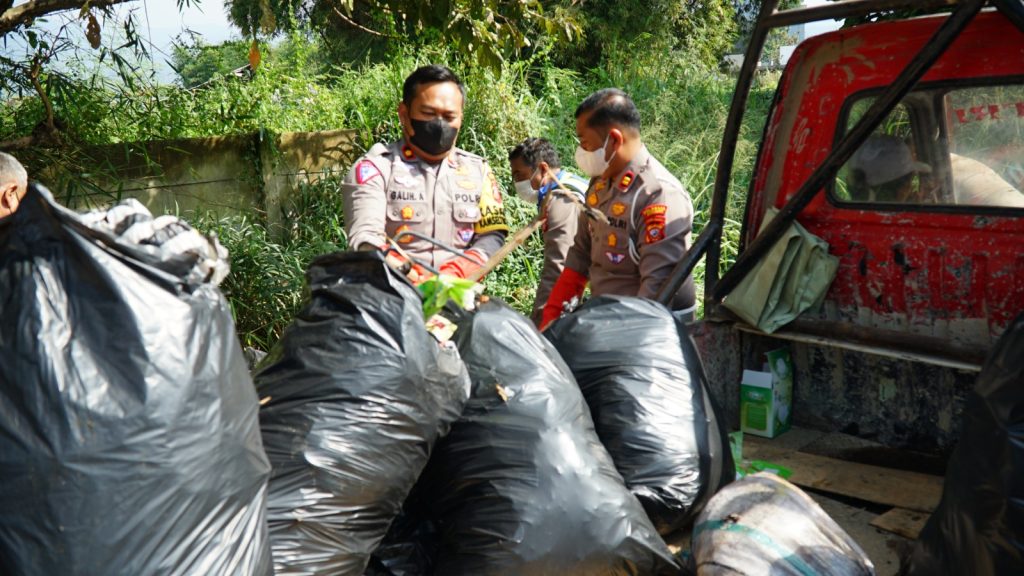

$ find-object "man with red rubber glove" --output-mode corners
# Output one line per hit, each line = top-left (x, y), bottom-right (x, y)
(540, 88), (697, 329)
(342, 65), (509, 282)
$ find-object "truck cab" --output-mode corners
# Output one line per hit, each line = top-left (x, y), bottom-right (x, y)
(688, 2), (1024, 454)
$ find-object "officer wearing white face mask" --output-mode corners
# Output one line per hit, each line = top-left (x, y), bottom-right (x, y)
(342, 65), (509, 279)
(508, 137), (589, 326)
(540, 88), (696, 329)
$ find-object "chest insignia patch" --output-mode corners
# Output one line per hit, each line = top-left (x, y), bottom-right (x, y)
(605, 252), (626, 265)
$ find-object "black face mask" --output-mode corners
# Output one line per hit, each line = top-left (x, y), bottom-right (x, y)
(409, 117), (458, 155)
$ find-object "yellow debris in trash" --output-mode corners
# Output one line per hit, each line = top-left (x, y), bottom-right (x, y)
(496, 384), (509, 402)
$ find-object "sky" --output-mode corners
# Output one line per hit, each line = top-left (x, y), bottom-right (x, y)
(2, 0), (844, 84)
(142, 0), (235, 52)
(803, 0), (845, 37)
(2, 0), (238, 84)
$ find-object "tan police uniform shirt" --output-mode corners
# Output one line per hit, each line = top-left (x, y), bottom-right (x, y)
(342, 139), (509, 268)
(531, 170), (589, 325)
(563, 145), (697, 310)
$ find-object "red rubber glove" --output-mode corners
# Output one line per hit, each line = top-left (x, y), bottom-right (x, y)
(540, 267), (588, 330)
(379, 244), (432, 284)
(437, 249), (486, 279)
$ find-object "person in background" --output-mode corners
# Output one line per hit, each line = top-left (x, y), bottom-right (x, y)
(847, 135), (1024, 208)
(848, 135), (931, 203)
(508, 137), (589, 326)
(342, 65), (509, 281)
(0, 152), (28, 219)
(540, 88), (697, 329)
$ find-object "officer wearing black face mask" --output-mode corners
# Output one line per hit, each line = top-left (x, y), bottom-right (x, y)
(342, 65), (509, 279)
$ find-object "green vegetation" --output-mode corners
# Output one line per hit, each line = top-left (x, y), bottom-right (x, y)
(189, 41), (779, 348)
(1, 5), (785, 350)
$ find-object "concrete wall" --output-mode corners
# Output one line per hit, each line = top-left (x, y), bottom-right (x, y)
(38, 128), (359, 230)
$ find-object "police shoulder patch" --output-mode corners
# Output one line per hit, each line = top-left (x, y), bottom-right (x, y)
(641, 203), (668, 219)
(642, 203), (668, 244)
(355, 160), (380, 184)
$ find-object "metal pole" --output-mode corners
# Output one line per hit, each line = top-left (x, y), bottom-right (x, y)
(993, 0), (1024, 33)
(684, 0), (780, 308)
(711, 0), (985, 303)
(764, 0), (960, 28)
(655, 220), (720, 304)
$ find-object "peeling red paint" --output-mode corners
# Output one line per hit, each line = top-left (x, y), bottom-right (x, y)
(748, 11), (1024, 347)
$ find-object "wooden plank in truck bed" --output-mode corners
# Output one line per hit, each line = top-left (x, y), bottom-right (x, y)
(870, 507), (931, 540)
(744, 436), (944, 513)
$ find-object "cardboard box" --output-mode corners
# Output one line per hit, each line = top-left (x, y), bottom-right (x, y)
(740, 347), (793, 438)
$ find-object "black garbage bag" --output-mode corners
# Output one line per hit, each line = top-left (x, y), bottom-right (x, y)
(0, 185), (272, 575)
(362, 490), (439, 576)
(424, 299), (682, 575)
(256, 251), (470, 576)
(545, 295), (734, 534)
(906, 313), (1024, 576)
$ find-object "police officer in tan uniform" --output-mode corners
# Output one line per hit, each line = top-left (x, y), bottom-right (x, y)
(508, 137), (590, 326)
(540, 88), (696, 329)
(343, 65), (509, 279)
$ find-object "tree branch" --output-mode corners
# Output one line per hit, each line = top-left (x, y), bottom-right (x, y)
(0, 0), (134, 37)
(28, 57), (60, 143)
(331, 6), (398, 39)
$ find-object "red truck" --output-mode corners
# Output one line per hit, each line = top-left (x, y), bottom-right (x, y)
(647, 0), (1024, 461)
(660, 0), (1024, 452)
(655, 1), (1024, 569)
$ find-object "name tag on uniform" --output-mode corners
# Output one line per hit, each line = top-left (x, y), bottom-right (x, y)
(456, 206), (481, 220)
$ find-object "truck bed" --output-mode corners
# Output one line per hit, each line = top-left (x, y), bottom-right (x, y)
(668, 426), (946, 575)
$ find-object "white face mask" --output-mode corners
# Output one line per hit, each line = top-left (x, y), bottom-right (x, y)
(575, 135), (616, 177)
(514, 179), (538, 204)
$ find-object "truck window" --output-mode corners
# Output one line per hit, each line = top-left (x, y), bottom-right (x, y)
(831, 82), (1024, 210)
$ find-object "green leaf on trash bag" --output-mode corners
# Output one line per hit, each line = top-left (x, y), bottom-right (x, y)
(419, 274), (484, 318)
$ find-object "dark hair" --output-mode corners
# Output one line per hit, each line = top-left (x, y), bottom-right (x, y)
(402, 65), (466, 107)
(574, 88), (641, 132)
(508, 137), (561, 170)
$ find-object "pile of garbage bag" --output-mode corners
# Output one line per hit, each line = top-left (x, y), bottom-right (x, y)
(256, 252), (470, 575)
(1, 189), (903, 575)
(421, 300), (683, 574)
(0, 186), (271, 575)
(546, 295), (734, 533)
